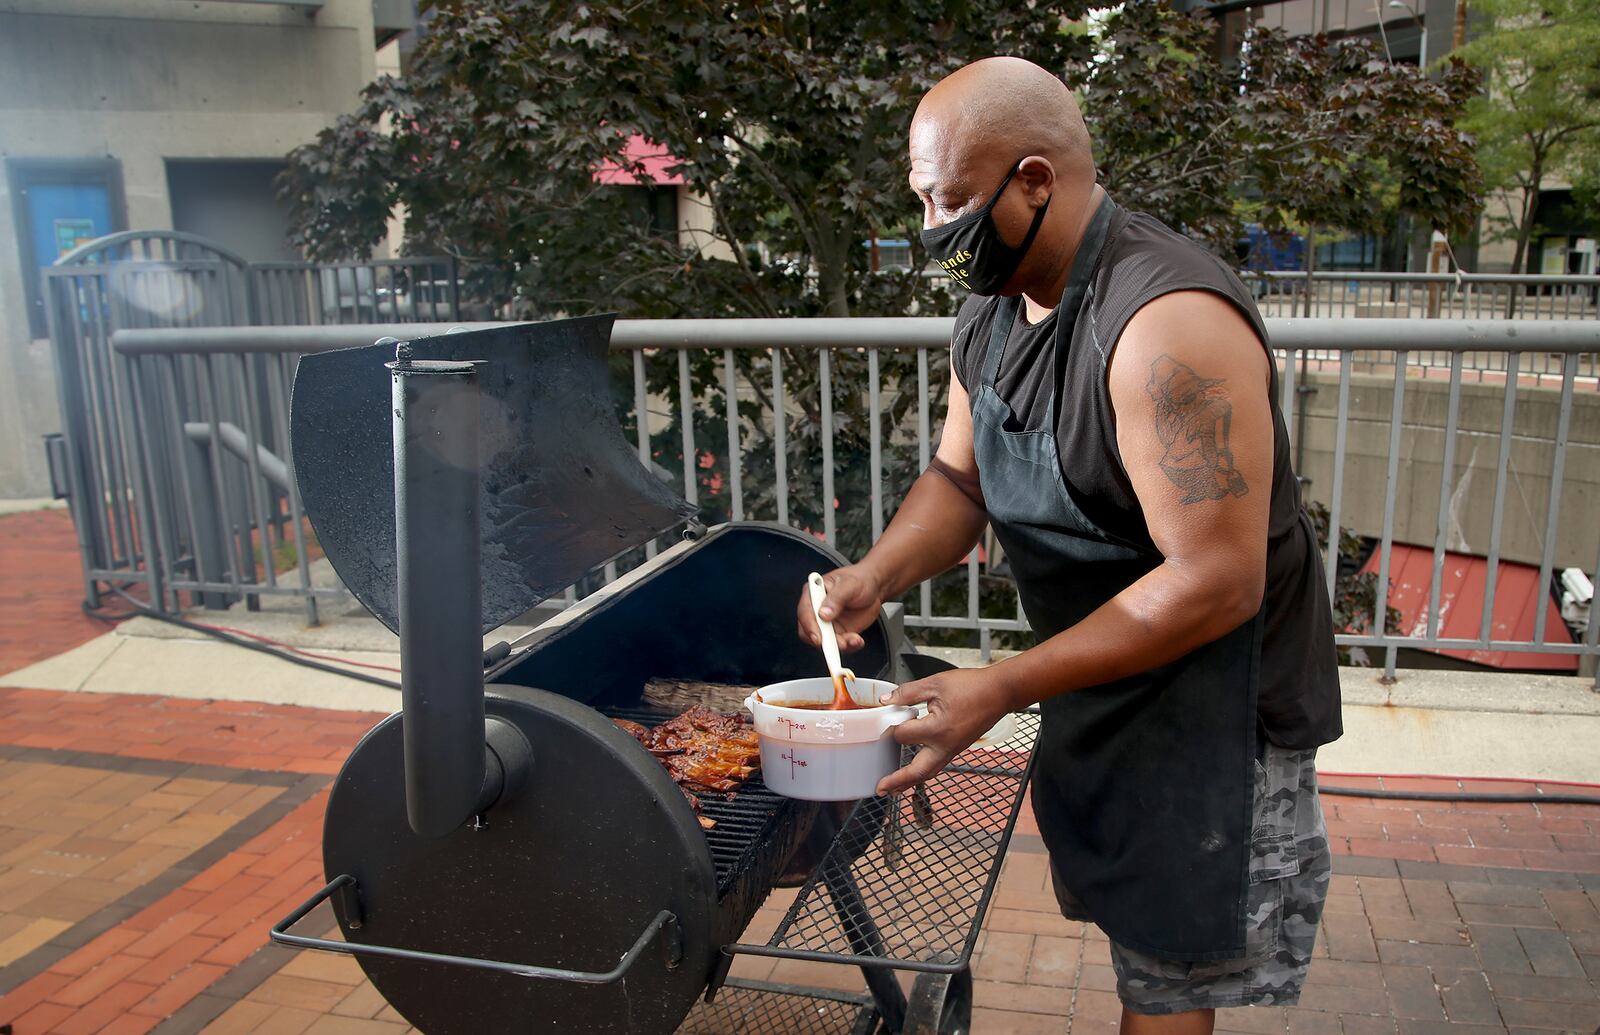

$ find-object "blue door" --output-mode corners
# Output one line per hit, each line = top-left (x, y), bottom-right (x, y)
(28, 182), (114, 265)
(19, 177), (117, 336)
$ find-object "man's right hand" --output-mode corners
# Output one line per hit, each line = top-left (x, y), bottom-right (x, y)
(796, 566), (886, 653)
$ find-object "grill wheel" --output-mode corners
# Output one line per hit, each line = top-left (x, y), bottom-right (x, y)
(321, 687), (717, 1035)
(904, 968), (974, 1035)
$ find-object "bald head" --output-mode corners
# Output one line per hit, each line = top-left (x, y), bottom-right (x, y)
(908, 57), (1101, 302)
(912, 57), (1094, 185)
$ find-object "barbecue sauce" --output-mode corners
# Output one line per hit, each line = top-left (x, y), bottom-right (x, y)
(767, 673), (871, 710)
(828, 672), (866, 710)
(752, 675), (880, 710)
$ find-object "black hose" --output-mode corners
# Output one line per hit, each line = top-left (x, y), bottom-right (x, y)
(1320, 785), (1600, 806)
(85, 591), (402, 691)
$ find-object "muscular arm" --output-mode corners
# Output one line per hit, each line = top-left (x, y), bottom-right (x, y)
(990, 290), (1272, 704)
(876, 290), (1275, 792)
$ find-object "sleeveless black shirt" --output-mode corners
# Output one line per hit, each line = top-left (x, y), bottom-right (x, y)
(952, 202), (1342, 750)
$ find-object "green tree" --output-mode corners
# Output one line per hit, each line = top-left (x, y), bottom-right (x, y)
(279, 0), (1481, 645)
(1088, 3), (1481, 252)
(280, 1), (1480, 320)
(280, 1), (1077, 320)
(1460, 0), (1600, 280)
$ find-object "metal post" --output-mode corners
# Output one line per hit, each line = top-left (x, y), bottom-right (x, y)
(821, 349), (836, 546)
(917, 348), (932, 621)
(1531, 354), (1578, 646)
(815, 807), (908, 1032)
(42, 273), (103, 608)
(269, 352), (319, 625)
(1324, 353), (1353, 601)
(1374, 356), (1408, 680)
(1426, 354), (1465, 640)
(633, 350), (656, 561)
(723, 348), (743, 521)
(677, 349), (698, 507)
(868, 349), (883, 543)
(1480, 355), (1520, 643)
(390, 345), (485, 838)
(773, 348), (789, 526)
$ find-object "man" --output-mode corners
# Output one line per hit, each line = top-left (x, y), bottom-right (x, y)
(797, 57), (1342, 1033)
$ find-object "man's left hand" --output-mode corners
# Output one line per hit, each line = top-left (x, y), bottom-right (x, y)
(876, 666), (1020, 795)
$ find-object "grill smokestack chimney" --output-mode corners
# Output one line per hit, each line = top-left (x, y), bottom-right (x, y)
(389, 343), (487, 837)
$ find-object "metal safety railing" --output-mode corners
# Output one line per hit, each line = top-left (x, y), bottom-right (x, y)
(1241, 271), (1600, 320)
(914, 271), (1600, 324)
(1244, 272), (1600, 388)
(102, 318), (1600, 682)
(919, 271), (1600, 387)
(39, 232), (461, 624)
(249, 259), (462, 327)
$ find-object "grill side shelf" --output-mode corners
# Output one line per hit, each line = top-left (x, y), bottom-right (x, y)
(722, 710), (1041, 976)
(679, 977), (878, 1035)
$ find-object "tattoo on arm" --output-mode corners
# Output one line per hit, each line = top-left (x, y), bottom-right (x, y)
(1144, 355), (1250, 504)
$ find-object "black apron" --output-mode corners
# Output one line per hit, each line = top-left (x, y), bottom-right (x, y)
(971, 198), (1263, 961)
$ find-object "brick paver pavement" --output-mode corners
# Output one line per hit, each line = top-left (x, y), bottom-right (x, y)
(1, 686), (1595, 1035)
(0, 509), (118, 675)
(2, 511), (1598, 1033)
(0, 690), (376, 1035)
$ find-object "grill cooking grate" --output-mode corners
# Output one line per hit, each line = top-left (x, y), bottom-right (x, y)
(603, 705), (796, 893)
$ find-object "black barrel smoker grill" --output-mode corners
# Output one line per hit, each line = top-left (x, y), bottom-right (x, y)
(272, 318), (1042, 1035)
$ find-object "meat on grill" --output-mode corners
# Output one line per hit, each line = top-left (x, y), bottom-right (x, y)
(612, 708), (761, 830)
(645, 707), (759, 791)
(644, 705), (760, 751)
(677, 785), (713, 829)
(611, 717), (650, 742)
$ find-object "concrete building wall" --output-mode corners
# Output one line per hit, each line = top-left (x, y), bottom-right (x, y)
(1296, 370), (1600, 571)
(676, 187), (735, 262)
(0, 0), (377, 498)
(1474, 188), (1540, 275)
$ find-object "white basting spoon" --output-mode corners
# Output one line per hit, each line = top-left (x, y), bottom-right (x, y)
(807, 571), (861, 708)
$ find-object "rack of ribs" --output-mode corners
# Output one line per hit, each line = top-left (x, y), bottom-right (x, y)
(611, 707), (762, 829)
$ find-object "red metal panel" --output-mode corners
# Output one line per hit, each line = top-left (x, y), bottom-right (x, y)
(1357, 544), (1577, 672)
(593, 135), (686, 186)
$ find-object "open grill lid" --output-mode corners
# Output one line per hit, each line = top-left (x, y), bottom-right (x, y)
(290, 316), (697, 634)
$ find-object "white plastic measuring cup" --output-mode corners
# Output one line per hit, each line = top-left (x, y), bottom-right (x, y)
(745, 677), (916, 800)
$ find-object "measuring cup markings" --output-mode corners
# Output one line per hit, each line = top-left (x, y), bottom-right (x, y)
(778, 717), (807, 739)
(780, 748), (808, 780)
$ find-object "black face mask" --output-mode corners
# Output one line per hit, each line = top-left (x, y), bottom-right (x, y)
(920, 163), (1050, 295)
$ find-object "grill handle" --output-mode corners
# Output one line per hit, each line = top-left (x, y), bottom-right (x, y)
(270, 874), (683, 983)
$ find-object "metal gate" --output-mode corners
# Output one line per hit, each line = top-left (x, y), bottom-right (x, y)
(41, 230), (460, 622)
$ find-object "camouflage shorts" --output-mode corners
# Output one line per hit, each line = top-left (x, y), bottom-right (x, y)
(1050, 743), (1331, 1015)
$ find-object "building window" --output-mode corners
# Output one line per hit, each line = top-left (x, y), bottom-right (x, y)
(616, 184), (679, 239)
(6, 158), (128, 339)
